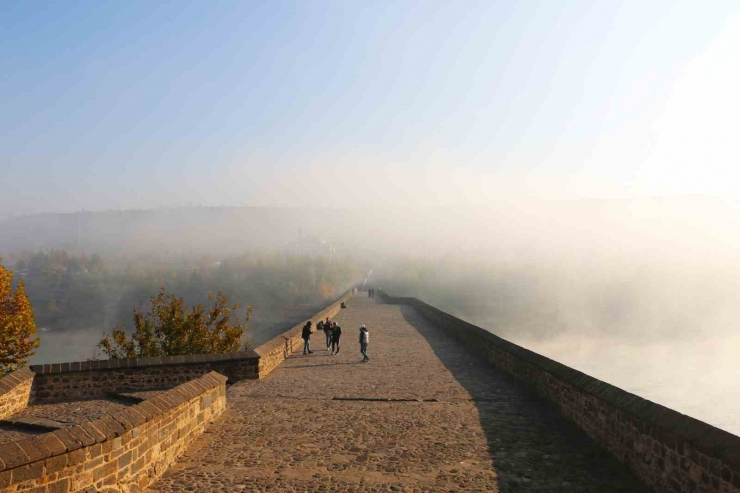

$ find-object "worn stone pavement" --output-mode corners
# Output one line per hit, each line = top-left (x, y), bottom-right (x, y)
(148, 296), (650, 492)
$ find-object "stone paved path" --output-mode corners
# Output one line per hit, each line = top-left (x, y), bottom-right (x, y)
(148, 296), (650, 492)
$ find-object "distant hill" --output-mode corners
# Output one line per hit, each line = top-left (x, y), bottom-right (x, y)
(2, 198), (739, 258)
(0, 207), (352, 256)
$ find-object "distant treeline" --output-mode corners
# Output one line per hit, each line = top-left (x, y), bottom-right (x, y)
(4, 249), (361, 334)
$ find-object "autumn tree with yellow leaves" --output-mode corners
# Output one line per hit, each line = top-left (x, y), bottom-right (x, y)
(98, 287), (251, 359)
(0, 260), (40, 376)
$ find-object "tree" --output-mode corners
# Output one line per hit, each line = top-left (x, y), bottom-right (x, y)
(0, 260), (40, 376)
(98, 287), (251, 359)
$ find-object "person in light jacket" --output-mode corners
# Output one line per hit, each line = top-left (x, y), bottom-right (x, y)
(359, 325), (369, 362)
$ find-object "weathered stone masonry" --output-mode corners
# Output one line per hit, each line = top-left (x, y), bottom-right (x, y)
(0, 368), (33, 421)
(29, 351), (259, 405)
(26, 289), (354, 407)
(0, 289), (356, 491)
(380, 293), (740, 493)
(0, 371), (227, 492)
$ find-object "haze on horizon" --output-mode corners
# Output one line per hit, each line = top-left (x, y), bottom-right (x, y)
(2, 1), (740, 218)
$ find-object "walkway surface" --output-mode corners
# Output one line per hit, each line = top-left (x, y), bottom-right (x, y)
(148, 296), (650, 492)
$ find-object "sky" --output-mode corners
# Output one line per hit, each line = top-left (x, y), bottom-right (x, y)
(2, 0), (740, 218)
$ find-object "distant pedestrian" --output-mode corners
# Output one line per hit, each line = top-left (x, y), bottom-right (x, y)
(323, 319), (333, 350)
(331, 322), (342, 355)
(302, 321), (314, 355)
(359, 325), (369, 362)
(368, 288), (372, 298)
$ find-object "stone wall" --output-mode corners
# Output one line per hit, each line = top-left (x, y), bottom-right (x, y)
(29, 351), (259, 404)
(255, 290), (354, 377)
(380, 293), (740, 493)
(28, 288), (357, 403)
(0, 368), (33, 420)
(0, 371), (227, 492)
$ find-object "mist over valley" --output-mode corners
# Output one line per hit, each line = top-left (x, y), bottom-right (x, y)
(3, 199), (740, 434)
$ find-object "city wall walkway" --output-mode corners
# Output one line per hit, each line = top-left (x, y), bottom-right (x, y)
(148, 296), (649, 492)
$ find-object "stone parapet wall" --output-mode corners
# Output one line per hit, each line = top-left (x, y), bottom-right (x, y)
(0, 368), (34, 420)
(380, 292), (740, 493)
(29, 351), (258, 404)
(0, 371), (227, 492)
(255, 290), (354, 377)
(28, 288), (358, 403)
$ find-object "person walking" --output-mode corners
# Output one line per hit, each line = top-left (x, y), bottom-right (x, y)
(359, 325), (369, 362)
(323, 319), (333, 350)
(302, 321), (314, 355)
(331, 322), (342, 355)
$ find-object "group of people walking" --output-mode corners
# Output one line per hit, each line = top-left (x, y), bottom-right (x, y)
(301, 317), (370, 362)
(368, 288), (376, 298)
(319, 317), (342, 354)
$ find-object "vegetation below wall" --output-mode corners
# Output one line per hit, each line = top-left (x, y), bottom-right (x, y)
(2, 250), (361, 362)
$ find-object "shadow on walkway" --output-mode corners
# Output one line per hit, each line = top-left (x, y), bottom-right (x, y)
(288, 352), (334, 359)
(399, 304), (651, 493)
(282, 362), (362, 369)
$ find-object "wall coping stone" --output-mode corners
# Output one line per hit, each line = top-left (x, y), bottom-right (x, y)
(0, 371), (227, 473)
(29, 350), (259, 376)
(27, 289), (359, 377)
(255, 290), (355, 357)
(380, 292), (740, 471)
(0, 367), (33, 397)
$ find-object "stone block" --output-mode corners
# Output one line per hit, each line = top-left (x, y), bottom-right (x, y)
(0, 441), (31, 470)
(80, 422), (106, 444)
(68, 426), (95, 447)
(10, 462), (44, 484)
(53, 429), (83, 452)
(0, 470), (11, 488)
(84, 455), (104, 471)
(70, 470), (93, 491)
(47, 477), (70, 493)
(16, 437), (52, 464)
(45, 454), (68, 474)
(100, 415), (126, 436)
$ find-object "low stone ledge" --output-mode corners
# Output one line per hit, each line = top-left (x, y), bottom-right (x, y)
(0, 371), (228, 492)
(255, 290), (355, 378)
(24, 288), (358, 407)
(0, 368), (34, 421)
(380, 292), (740, 493)
(29, 349), (259, 375)
(29, 351), (257, 404)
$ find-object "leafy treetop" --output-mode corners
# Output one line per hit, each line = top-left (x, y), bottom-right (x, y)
(0, 260), (40, 376)
(98, 287), (250, 359)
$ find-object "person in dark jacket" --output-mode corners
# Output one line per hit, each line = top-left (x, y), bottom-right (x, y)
(302, 321), (313, 355)
(331, 322), (342, 355)
(323, 322), (332, 351)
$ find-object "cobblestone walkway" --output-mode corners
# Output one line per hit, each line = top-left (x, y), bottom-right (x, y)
(148, 296), (650, 492)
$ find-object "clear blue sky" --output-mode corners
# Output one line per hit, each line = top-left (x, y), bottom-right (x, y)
(2, 0), (740, 217)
